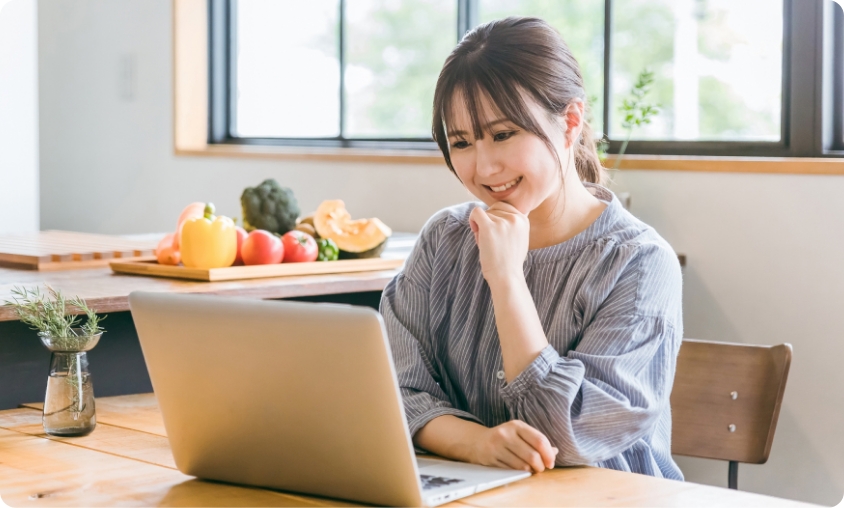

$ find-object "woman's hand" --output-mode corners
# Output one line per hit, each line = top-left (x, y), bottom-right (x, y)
(414, 416), (557, 474)
(469, 202), (530, 288)
(471, 420), (559, 473)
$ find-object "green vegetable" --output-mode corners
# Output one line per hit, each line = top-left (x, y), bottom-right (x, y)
(240, 179), (300, 235)
(317, 238), (339, 261)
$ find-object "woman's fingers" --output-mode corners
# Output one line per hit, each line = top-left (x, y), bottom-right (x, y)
(505, 434), (548, 473)
(472, 205), (519, 235)
(495, 422), (556, 471)
(469, 206), (495, 242)
(486, 200), (522, 216)
(515, 422), (558, 469)
(469, 218), (479, 244)
(477, 422), (558, 473)
(470, 206), (493, 228)
(484, 203), (529, 239)
(486, 201), (527, 223)
(496, 446), (534, 472)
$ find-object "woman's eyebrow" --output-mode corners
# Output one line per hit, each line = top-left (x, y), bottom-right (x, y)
(447, 118), (510, 138)
(484, 118), (510, 129)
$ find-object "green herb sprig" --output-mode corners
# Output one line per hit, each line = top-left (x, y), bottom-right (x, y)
(614, 69), (661, 170)
(586, 95), (609, 164)
(4, 285), (105, 347)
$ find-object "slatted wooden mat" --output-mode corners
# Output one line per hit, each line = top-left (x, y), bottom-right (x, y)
(0, 230), (159, 271)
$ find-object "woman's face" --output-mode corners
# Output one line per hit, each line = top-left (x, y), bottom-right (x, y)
(446, 92), (582, 216)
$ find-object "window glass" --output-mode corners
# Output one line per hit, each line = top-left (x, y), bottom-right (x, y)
(345, 0), (457, 138)
(478, 0), (606, 136)
(234, 0), (340, 138)
(834, 4), (844, 150)
(610, 0), (783, 141)
(228, 0), (787, 148)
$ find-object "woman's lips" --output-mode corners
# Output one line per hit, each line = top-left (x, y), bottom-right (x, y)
(484, 177), (522, 200)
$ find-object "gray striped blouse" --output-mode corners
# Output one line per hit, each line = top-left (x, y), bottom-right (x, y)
(380, 184), (684, 480)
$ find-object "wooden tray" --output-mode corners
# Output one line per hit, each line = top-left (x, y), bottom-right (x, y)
(110, 257), (406, 282)
(0, 231), (159, 271)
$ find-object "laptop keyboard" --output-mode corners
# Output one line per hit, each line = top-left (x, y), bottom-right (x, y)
(420, 474), (465, 491)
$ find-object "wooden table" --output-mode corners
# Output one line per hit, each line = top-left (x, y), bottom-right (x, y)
(0, 264), (401, 321)
(0, 394), (812, 507)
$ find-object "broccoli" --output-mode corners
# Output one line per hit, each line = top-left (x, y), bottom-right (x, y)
(240, 179), (300, 235)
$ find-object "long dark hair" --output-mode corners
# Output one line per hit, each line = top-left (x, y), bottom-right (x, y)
(432, 17), (605, 185)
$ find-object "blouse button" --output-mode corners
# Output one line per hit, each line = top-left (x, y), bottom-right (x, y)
(496, 370), (505, 380)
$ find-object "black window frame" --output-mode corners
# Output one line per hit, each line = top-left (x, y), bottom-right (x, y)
(209, 0), (841, 158)
(828, 0), (844, 153)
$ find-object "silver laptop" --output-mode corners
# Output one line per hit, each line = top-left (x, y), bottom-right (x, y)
(129, 291), (530, 506)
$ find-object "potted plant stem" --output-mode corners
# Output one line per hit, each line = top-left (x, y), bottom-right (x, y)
(4, 285), (105, 436)
(612, 68), (661, 170)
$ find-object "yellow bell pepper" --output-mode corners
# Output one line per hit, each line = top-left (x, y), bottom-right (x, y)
(180, 203), (237, 269)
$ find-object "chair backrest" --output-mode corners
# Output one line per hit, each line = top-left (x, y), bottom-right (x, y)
(670, 339), (792, 464)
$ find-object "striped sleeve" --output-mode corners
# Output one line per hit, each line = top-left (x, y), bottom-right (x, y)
(499, 243), (683, 465)
(381, 217), (483, 437)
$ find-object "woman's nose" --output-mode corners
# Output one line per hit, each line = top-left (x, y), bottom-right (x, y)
(474, 144), (500, 177)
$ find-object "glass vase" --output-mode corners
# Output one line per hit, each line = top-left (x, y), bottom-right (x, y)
(39, 330), (101, 437)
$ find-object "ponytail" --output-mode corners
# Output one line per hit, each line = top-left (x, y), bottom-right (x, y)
(574, 116), (606, 185)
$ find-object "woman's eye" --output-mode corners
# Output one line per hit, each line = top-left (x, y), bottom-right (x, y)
(451, 140), (470, 149)
(493, 131), (515, 142)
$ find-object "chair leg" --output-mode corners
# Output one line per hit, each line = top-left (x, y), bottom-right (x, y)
(728, 461), (738, 490)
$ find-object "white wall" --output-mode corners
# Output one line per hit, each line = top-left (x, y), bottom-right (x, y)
(37, 1), (844, 505)
(0, 0), (39, 234)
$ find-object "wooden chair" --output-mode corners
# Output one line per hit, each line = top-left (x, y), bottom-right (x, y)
(670, 339), (792, 490)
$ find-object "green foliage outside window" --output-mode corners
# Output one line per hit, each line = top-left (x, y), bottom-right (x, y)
(611, 0), (781, 141)
(345, 0), (456, 138)
(243, 0), (783, 144)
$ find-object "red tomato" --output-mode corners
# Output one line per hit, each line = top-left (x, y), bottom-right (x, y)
(241, 230), (284, 265)
(281, 231), (318, 263)
(233, 226), (248, 266)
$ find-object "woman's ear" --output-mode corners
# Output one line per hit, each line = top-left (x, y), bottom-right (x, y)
(562, 100), (585, 148)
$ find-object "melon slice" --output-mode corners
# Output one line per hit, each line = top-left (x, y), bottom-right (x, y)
(313, 200), (391, 259)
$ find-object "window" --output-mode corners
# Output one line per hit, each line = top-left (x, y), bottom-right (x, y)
(234, 1), (340, 138)
(213, 0), (456, 148)
(830, 1), (844, 151)
(609, 0), (783, 142)
(209, 0), (841, 158)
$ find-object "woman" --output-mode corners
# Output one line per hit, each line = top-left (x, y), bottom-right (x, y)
(381, 17), (683, 480)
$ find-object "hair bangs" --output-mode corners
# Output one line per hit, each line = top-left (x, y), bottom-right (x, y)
(441, 65), (544, 144)
(433, 17), (603, 183)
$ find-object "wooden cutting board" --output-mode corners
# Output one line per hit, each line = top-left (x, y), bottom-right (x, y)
(110, 233), (415, 282)
(0, 230), (159, 271)
(110, 257), (405, 282)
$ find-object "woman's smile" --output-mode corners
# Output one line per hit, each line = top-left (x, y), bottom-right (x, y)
(484, 176), (523, 199)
